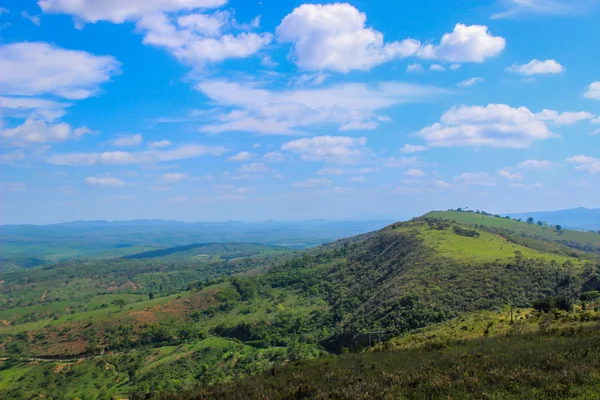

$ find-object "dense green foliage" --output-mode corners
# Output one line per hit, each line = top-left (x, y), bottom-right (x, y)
(2, 213), (600, 399)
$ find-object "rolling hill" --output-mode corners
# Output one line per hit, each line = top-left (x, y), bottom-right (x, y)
(1, 212), (599, 399)
(504, 207), (600, 231)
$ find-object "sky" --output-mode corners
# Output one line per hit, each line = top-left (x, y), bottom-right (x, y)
(0, 0), (599, 224)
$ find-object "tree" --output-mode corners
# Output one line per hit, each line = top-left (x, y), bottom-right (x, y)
(148, 292), (155, 300)
(537, 220), (543, 226)
(526, 217), (534, 224)
(556, 225), (563, 232)
(112, 299), (126, 310)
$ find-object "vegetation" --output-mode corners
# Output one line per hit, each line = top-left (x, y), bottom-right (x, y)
(1, 212), (600, 399)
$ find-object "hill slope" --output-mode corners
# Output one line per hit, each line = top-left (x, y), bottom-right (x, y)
(505, 207), (600, 231)
(1, 214), (599, 398)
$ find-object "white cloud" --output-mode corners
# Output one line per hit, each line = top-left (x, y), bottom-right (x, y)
(293, 178), (332, 188)
(535, 110), (594, 125)
(238, 162), (272, 173)
(0, 96), (71, 122)
(517, 160), (556, 169)
(457, 77), (484, 87)
(454, 172), (496, 186)
(506, 59), (565, 75)
(418, 24), (506, 63)
(109, 133), (143, 147)
(400, 144), (427, 154)
(498, 169), (523, 180)
(160, 172), (187, 182)
(0, 42), (120, 100)
(432, 179), (452, 189)
(262, 151), (285, 163)
(177, 11), (229, 37)
(566, 155), (600, 173)
(449, 63), (461, 70)
(147, 185), (171, 191)
(22, 11), (41, 26)
(418, 104), (556, 148)
(492, 0), (599, 19)
(407, 63), (424, 73)
(429, 64), (445, 71)
(584, 82), (600, 100)
(0, 8), (9, 16)
(276, 3), (420, 72)
(39, 0), (227, 23)
(226, 151), (255, 162)
(1, 119), (94, 146)
(47, 144), (225, 165)
(282, 136), (369, 164)
(405, 168), (425, 177)
(136, 13), (273, 67)
(349, 176), (366, 182)
(84, 176), (126, 187)
(382, 156), (418, 168)
(148, 139), (172, 148)
(195, 79), (445, 135)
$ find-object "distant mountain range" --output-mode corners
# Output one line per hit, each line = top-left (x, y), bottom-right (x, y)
(504, 207), (600, 231)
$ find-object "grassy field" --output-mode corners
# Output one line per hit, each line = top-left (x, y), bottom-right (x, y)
(426, 211), (600, 247)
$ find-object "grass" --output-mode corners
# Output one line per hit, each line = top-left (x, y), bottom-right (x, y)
(416, 225), (585, 266)
(427, 211), (600, 247)
(169, 310), (600, 400)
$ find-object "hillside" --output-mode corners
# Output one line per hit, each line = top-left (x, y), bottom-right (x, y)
(505, 207), (600, 231)
(1, 214), (600, 398)
(425, 210), (600, 254)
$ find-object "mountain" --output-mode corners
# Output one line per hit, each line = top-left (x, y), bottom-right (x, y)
(503, 207), (600, 231)
(1, 212), (599, 398)
(0, 219), (393, 269)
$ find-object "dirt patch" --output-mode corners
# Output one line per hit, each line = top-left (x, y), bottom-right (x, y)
(0, 319), (11, 327)
(153, 292), (219, 318)
(41, 290), (48, 301)
(54, 363), (71, 374)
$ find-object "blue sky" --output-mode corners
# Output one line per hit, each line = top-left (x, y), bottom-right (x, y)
(1, 0), (599, 224)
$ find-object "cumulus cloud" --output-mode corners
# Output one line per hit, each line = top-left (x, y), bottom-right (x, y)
(226, 151), (255, 162)
(458, 77), (485, 87)
(567, 155), (600, 173)
(195, 79), (445, 135)
(454, 172), (496, 186)
(1, 119), (94, 146)
(293, 178), (332, 188)
(400, 144), (427, 154)
(109, 133), (143, 147)
(429, 64), (445, 71)
(0, 42), (120, 100)
(418, 24), (506, 63)
(535, 110), (594, 125)
(585, 82), (600, 100)
(417, 104), (557, 148)
(498, 169), (524, 180)
(136, 13), (272, 67)
(238, 162), (272, 173)
(506, 59), (565, 75)
(39, 0), (227, 23)
(47, 145), (225, 166)
(276, 3), (420, 72)
(282, 136), (369, 164)
(407, 63), (424, 73)
(148, 139), (172, 148)
(382, 156), (418, 168)
(160, 172), (187, 182)
(0, 96), (71, 122)
(84, 176), (126, 187)
(404, 168), (425, 177)
(517, 160), (556, 169)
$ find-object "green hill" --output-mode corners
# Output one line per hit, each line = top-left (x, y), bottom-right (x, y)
(425, 210), (600, 253)
(1, 213), (600, 399)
